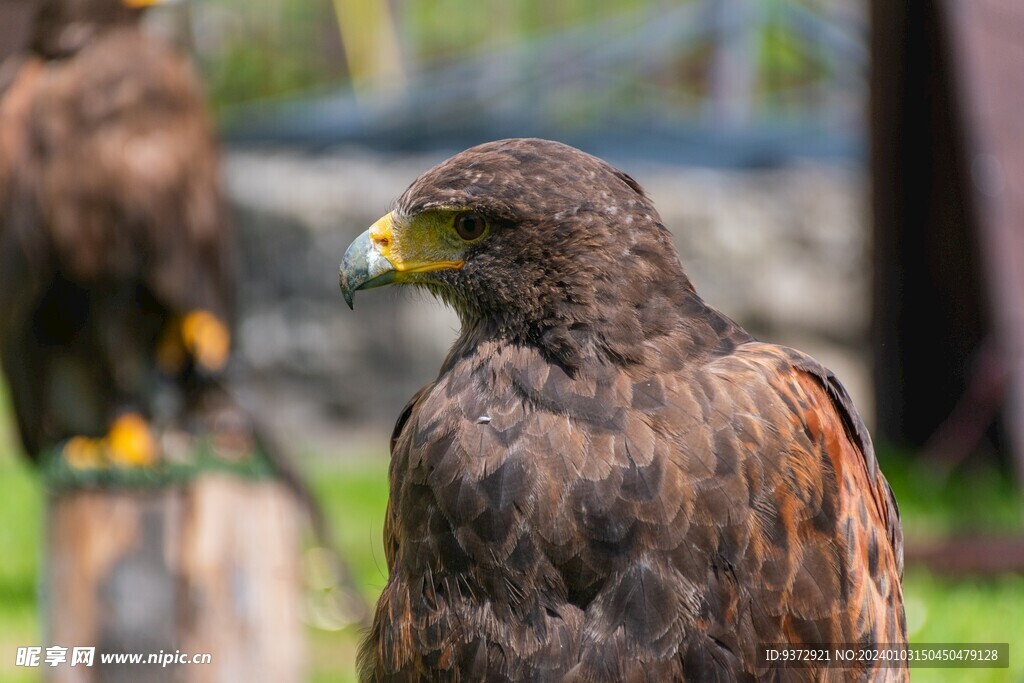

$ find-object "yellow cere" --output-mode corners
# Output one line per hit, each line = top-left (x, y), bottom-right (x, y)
(370, 210), (469, 276)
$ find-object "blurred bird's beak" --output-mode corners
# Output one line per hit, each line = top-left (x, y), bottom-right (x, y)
(122, 0), (164, 7)
(339, 213), (399, 309)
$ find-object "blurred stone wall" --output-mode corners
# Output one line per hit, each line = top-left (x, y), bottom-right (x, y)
(224, 148), (869, 454)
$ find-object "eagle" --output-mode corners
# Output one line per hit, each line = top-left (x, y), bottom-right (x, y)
(340, 138), (906, 681)
(0, 0), (233, 466)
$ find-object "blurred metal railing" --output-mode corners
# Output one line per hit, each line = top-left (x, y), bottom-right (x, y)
(178, 0), (868, 165)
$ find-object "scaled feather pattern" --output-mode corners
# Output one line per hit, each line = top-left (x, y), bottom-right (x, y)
(344, 139), (906, 681)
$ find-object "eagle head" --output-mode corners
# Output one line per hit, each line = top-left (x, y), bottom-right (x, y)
(340, 138), (697, 369)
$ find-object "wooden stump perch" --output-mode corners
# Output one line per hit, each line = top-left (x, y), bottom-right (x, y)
(44, 475), (305, 683)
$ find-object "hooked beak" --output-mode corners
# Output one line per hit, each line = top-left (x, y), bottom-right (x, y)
(339, 213), (398, 309)
(339, 211), (465, 309)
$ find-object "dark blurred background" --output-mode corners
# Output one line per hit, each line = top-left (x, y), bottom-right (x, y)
(1, 1), (1022, 681)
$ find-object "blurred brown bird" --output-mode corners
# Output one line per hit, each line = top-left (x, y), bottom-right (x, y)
(0, 0), (234, 466)
(340, 138), (907, 681)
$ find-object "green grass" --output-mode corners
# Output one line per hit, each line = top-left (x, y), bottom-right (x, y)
(0, 400), (1022, 681)
(903, 570), (1023, 682)
(0, 455), (39, 683)
(876, 452), (1024, 682)
(878, 450), (1024, 539)
(306, 456), (389, 683)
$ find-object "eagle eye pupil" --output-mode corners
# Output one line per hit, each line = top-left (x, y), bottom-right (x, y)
(455, 214), (486, 241)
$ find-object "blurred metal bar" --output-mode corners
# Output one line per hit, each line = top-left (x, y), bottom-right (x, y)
(332, 0), (405, 97)
(223, 2), (864, 166)
(708, 0), (758, 128)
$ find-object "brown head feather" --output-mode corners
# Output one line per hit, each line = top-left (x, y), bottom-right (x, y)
(396, 138), (748, 374)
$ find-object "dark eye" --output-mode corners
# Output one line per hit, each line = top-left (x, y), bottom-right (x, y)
(454, 213), (487, 241)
